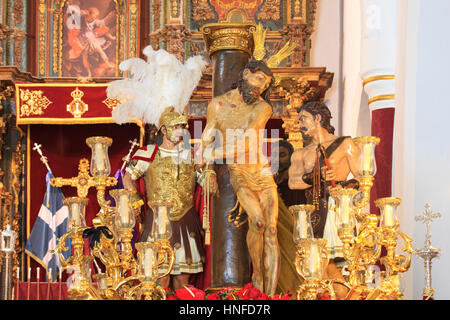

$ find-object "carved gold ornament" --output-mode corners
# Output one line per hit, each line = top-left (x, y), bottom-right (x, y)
(67, 87), (88, 118)
(257, 0), (281, 21)
(192, 0), (215, 21)
(252, 23), (297, 68)
(202, 23), (256, 56)
(102, 97), (121, 110)
(19, 89), (52, 117)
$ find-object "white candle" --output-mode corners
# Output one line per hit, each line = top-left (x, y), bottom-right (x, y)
(94, 143), (106, 174)
(383, 205), (394, 227)
(309, 243), (321, 278)
(144, 247), (154, 279)
(119, 195), (131, 228)
(298, 210), (308, 239)
(158, 207), (167, 236)
(72, 203), (81, 226)
(362, 144), (372, 174)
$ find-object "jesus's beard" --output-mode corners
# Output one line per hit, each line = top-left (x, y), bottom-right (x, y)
(237, 78), (261, 105)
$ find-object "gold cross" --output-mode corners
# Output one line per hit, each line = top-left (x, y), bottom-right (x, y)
(50, 158), (117, 198)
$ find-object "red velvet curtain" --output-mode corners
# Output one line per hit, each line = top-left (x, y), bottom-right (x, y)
(370, 108), (395, 214)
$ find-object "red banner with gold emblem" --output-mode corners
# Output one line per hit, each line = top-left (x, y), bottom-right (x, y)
(209, 0), (263, 20)
(15, 83), (129, 125)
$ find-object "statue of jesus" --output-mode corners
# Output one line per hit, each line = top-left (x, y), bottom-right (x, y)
(200, 58), (280, 295)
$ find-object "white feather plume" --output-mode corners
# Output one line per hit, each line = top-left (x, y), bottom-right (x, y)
(107, 46), (208, 126)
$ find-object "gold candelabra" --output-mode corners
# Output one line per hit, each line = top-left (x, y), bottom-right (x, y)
(51, 137), (175, 300)
(290, 205), (350, 300)
(291, 136), (414, 300)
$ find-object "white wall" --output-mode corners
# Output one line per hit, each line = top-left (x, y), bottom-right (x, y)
(395, 0), (450, 300)
(310, 0), (344, 135)
(412, 0), (450, 300)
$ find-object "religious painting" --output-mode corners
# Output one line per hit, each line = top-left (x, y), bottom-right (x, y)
(61, 0), (117, 77)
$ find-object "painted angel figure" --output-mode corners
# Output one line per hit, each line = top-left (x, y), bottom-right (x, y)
(64, 0), (117, 77)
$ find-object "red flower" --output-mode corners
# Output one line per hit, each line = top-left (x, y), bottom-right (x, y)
(248, 287), (262, 299)
(255, 292), (269, 300)
(206, 293), (221, 300)
(236, 288), (250, 300)
(175, 285), (206, 300)
(271, 294), (292, 300)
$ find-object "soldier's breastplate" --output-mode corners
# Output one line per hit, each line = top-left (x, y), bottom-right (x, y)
(144, 151), (196, 221)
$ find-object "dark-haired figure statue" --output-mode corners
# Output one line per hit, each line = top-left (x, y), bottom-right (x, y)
(200, 58), (279, 295)
(288, 101), (360, 299)
(271, 139), (306, 295)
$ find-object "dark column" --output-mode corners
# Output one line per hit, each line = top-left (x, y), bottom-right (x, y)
(202, 24), (255, 290)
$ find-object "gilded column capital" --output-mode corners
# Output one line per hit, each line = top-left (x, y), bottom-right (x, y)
(202, 23), (256, 57)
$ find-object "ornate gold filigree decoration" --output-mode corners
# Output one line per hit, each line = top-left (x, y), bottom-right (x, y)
(67, 87), (88, 118)
(276, 76), (319, 150)
(171, 0), (179, 19)
(257, 0), (281, 21)
(10, 28), (27, 68)
(0, 85), (14, 102)
(192, 0), (215, 21)
(202, 23), (256, 57)
(38, 0), (46, 75)
(50, 158), (116, 198)
(11, 141), (24, 281)
(102, 97), (121, 110)
(129, 0), (138, 57)
(252, 23), (297, 68)
(19, 89), (52, 117)
(252, 23), (267, 61)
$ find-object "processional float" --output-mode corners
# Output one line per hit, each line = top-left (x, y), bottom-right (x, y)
(20, 21), (433, 301)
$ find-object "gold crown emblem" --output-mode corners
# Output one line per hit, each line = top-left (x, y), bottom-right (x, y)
(252, 23), (297, 68)
(71, 87), (85, 100)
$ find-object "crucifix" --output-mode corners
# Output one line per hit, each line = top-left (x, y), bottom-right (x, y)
(32, 143), (52, 172)
(415, 203), (442, 248)
(415, 203), (442, 300)
(121, 139), (140, 171)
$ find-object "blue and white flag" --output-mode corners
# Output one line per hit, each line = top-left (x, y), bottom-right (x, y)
(25, 171), (71, 281)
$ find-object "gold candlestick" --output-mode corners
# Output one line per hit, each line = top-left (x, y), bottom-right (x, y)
(353, 136), (380, 218)
(375, 197), (414, 300)
(295, 238), (338, 300)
